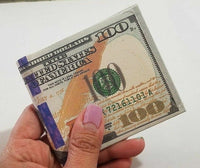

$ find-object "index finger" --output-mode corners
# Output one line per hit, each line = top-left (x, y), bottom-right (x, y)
(10, 104), (43, 140)
(98, 138), (145, 164)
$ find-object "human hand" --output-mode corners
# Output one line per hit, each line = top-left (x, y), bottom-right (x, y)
(0, 104), (145, 168)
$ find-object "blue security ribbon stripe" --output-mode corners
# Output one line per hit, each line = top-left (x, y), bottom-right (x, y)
(18, 56), (41, 97)
(19, 57), (65, 149)
(38, 102), (65, 149)
(24, 74), (41, 96)
(18, 56), (28, 67)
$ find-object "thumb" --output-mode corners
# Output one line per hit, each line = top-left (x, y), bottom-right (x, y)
(64, 104), (104, 168)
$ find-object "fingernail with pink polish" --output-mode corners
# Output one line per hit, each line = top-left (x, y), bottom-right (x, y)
(83, 104), (102, 129)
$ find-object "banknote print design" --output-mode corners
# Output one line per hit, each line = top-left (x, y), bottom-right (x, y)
(17, 5), (185, 165)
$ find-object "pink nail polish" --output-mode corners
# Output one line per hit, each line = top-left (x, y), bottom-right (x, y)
(83, 104), (102, 128)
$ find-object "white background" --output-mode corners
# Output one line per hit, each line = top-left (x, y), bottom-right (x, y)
(0, 0), (199, 167)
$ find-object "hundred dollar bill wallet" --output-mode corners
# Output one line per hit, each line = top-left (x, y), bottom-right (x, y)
(17, 5), (185, 166)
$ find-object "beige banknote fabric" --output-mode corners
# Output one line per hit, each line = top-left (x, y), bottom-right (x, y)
(17, 5), (185, 163)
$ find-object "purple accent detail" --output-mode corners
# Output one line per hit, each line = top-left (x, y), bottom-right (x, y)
(18, 56), (28, 67)
(24, 74), (35, 84)
(38, 102), (65, 149)
(24, 74), (41, 96)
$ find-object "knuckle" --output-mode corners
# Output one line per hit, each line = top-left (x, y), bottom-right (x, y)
(70, 131), (101, 154)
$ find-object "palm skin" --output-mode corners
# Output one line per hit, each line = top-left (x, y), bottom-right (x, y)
(0, 105), (145, 168)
